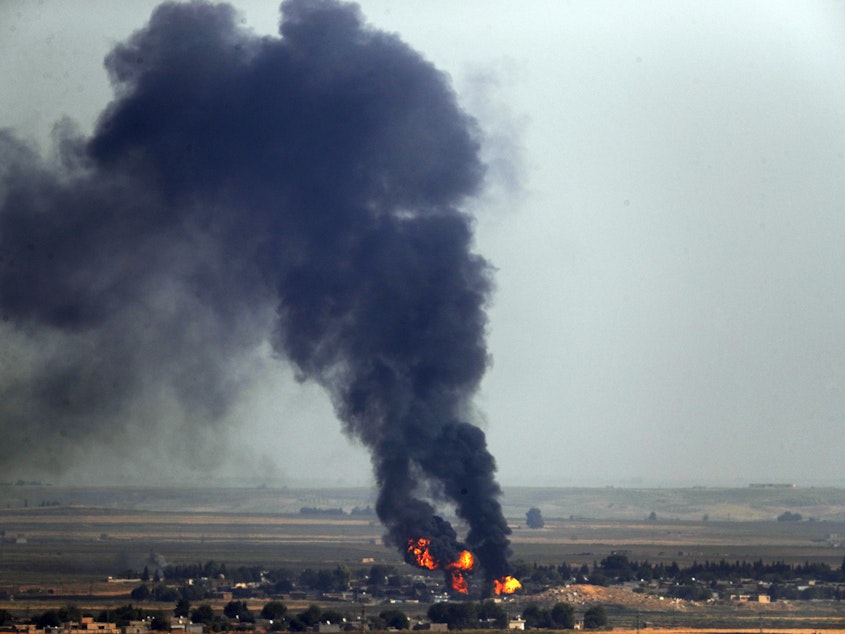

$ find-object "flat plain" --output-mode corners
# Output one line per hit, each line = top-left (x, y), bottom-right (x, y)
(1, 484), (845, 629)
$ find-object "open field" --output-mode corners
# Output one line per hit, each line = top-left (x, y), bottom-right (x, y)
(2, 486), (845, 584)
(1, 485), (845, 628)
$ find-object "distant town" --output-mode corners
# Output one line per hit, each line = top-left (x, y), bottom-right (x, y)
(3, 550), (845, 633)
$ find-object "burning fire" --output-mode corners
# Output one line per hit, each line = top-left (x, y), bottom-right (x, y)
(406, 539), (475, 593)
(407, 538), (437, 570)
(449, 570), (469, 593)
(406, 539), (519, 595)
(445, 549), (474, 594)
(493, 576), (522, 595)
(450, 549), (475, 571)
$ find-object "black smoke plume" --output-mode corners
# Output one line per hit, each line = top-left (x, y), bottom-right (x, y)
(0, 0), (512, 587)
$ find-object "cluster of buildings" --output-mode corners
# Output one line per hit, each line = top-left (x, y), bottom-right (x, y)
(0, 617), (190, 634)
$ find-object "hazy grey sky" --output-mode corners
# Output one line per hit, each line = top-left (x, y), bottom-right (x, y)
(2, 1), (845, 487)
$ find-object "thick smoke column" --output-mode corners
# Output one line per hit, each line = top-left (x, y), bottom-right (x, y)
(0, 0), (512, 585)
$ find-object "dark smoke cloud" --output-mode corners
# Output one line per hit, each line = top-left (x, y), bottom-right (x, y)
(0, 0), (512, 583)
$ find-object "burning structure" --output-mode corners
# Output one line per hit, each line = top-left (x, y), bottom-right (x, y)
(407, 537), (521, 596)
(0, 0), (519, 595)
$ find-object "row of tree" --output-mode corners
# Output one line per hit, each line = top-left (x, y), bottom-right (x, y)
(129, 554), (845, 607)
(511, 554), (845, 587)
(17, 600), (606, 633)
(426, 601), (605, 631)
(596, 553), (845, 585)
(22, 602), (341, 633)
(159, 562), (355, 592)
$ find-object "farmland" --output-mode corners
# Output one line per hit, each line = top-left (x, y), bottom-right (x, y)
(1, 484), (845, 629)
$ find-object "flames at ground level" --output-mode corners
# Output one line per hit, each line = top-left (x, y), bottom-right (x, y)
(406, 538), (520, 595)
(493, 575), (523, 595)
(407, 538), (439, 571)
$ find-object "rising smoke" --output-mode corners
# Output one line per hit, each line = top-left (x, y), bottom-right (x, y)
(0, 0), (512, 587)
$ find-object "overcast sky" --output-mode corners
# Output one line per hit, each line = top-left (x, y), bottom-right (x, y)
(2, 1), (845, 488)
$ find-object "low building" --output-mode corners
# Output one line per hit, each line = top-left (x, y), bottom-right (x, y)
(122, 621), (149, 634)
(67, 618), (119, 634)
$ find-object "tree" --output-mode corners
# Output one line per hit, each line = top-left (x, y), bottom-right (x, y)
(521, 604), (551, 629)
(447, 603), (478, 631)
(152, 585), (180, 602)
(260, 601), (287, 622)
(298, 568), (320, 590)
(296, 605), (322, 628)
(61, 605), (82, 623)
(427, 603), (450, 625)
(190, 605), (215, 625)
(36, 605), (82, 627)
(177, 584), (205, 602)
(378, 609), (409, 630)
(427, 602), (477, 630)
(599, 553), (633, 581)
(583, 605), (608, 629)
(477, 601), (507, 629)
(368, 564), (396, 587)
(149, 611), (170, 632)
(223, 600), (253, 623)
(34, 611), (63, 629)
(777, 511), (802, 522)
(314, 566), (351, 592)
(174, 598), (191, 618)
(321, 610), (345, 625)
(287, 617), (307, 632)
(111, 605), (144, 627)
(551, 603), (575, 629)
(266, 569), (295, 594)
(526, 507), (545, 529)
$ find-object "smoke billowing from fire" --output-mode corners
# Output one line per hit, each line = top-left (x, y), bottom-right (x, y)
(406, 537), (519, 595)
(0, 0), (515, 589)
(407, 538), (475, 594)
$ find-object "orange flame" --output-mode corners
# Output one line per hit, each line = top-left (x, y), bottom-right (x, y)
(407, 540), (476, 593)
(407, 538), (437, 570)
(450, 570), (469, 594)
(493, 576), (522, 595)
(445, 550), (474, 594)
(449, 549), (475, 571)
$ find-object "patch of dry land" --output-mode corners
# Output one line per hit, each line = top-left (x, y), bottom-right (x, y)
(525, 584), (845, 631)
